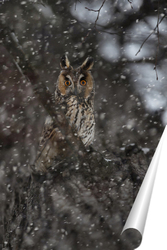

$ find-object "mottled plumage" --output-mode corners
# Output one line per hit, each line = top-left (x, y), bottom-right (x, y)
(34, 55), (95, 172)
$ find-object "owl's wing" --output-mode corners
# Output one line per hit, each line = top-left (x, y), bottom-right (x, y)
(34, 116), (57, 172)
(34, 95), (68, 172)
(39, 116), (53, 145)
(38, 116), (54, 152)
(38, 97), (67, 153)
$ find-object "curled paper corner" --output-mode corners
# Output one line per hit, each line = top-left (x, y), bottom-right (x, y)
(121, 125), (167, 249)
(121, 228), (142, 249)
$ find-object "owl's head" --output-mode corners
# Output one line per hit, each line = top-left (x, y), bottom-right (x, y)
(56, 55), (94, 101)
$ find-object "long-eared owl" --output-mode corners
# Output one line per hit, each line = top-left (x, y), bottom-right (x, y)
(34, 55), (95, 172)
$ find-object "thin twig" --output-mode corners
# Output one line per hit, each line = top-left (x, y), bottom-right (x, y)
(85, 0), (106, 29)
(96, 29), (119, 35)
(135, 14), (166, 56)
(83, 0), (106, 42)
(128, 0), (133, 9)
(135, 31), (154, 56)
(154, 1), (160, 80)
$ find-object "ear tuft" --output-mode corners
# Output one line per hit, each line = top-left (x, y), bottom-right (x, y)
(81, 57), (94, 71)
(60, 54), (71, 69)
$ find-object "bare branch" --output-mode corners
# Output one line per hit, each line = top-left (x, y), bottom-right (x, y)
(154, 1), (161, 80)
(135, 31), (154, 56)
(83, 0), (106, 41)
(86, 0), (106, 28)
(136, 3), (166, 80)
(135, 14), (166, 56)
(96, 28), (119, 36)
(127, 0), (133, 9)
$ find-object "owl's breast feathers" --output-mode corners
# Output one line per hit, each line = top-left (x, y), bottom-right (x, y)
(65, 95), (95, 147)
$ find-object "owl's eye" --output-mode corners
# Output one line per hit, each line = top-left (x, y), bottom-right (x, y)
(80, 79), (87, 86)
(64, 80), (71, 87)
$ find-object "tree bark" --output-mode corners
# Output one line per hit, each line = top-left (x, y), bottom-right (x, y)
(3, 145), (152, 250)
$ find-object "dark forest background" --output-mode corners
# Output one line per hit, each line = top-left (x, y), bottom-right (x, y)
(0, 0), (167, 249)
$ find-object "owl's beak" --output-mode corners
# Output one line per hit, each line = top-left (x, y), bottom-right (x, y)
(74, 87), (78, 96)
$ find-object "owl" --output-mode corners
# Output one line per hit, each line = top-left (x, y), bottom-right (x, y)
(34, 55), (95, 172)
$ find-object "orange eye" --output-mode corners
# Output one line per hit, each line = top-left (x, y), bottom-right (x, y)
(80, 79), (87, 86)
(64, 80), (71, 86)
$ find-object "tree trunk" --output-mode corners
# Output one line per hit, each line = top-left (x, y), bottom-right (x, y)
(2, 145), (152, 250)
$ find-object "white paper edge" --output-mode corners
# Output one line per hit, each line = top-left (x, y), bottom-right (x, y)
(121, 126), (167, 244)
